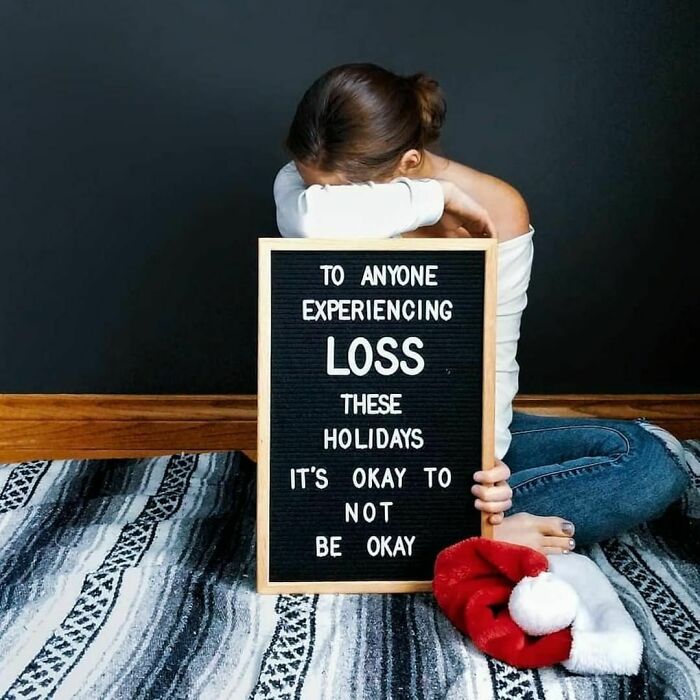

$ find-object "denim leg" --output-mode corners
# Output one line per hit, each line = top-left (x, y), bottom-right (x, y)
(503, 412), (691, 546)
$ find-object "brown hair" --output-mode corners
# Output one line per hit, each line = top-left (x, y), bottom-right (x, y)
(284, 62), (446, 181)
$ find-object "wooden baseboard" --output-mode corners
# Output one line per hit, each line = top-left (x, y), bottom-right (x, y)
(0, 394), (257, 463)
(0, 393), (697, 463)
(515, 394), (700, 439)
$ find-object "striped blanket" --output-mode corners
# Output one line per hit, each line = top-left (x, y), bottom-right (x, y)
(0, 444), (698, 699)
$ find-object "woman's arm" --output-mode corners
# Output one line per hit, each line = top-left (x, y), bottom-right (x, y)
(272, 156), (532, 524)
(494, 226), (535, 460)
(473, 225), (535, 524)
(273, 160), (445, 238)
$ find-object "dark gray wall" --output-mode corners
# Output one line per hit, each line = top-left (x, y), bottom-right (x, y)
(1, 1), (698, 394)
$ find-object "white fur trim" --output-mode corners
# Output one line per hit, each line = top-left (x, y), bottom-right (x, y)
(508, 572), (579, 635)
(548, 553), (643, 675)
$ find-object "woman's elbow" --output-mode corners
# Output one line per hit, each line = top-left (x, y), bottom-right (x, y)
(276, 211), (312, 238)
(277, 224), (304, 238)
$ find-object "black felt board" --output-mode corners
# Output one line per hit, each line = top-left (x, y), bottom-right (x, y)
(267, 248), (485, 583)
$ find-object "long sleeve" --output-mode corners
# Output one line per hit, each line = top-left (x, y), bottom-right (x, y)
(494, 226), (535, 460)
(273, 159), (445, 238)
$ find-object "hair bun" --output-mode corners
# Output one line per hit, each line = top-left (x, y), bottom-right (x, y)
(408, 72), (446, 145)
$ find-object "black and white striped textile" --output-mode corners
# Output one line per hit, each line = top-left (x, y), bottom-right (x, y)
(0, 443), (698, 699)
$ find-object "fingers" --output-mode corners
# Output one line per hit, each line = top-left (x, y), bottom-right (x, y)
(444, 226), (471, 238)
(473, 459), (513, 516)
(477, 209), (498, 238)
(474, 497), (513, 514)
(442, 183), (498, 239)
(473, 459), (513, 517)
(467, 207), (497, 239)
(474, 461), (511, 485)
(487, 512), (505, 525)
(471, 483), (512, 502)
(482, 212), (498, 239)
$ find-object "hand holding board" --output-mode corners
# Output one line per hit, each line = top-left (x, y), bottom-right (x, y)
(257, 237), (497, 593)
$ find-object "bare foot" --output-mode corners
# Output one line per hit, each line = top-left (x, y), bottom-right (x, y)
(494, 513), (576, 555)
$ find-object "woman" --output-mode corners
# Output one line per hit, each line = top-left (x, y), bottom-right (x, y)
(272, 63), (690, 555)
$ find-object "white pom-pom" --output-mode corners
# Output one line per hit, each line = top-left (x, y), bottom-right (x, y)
(508, 572), (579, 636)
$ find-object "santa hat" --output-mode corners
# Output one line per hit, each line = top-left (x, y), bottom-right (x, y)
(433, 537), (643, 674)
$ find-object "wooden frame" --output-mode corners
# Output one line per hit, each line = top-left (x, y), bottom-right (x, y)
(256, 236), (497, 594)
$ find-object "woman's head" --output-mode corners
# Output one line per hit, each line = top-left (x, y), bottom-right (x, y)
(284, 62), (446, 184)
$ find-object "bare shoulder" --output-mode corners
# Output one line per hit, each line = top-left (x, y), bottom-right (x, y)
(436, 157), (531, 242)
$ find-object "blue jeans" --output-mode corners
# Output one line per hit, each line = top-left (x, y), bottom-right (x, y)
(503, 411), (691, 546)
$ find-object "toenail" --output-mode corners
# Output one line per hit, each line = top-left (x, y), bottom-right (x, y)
(561, 521), (575, 536)
(562, 549), (569, 554)
(569, 539), (576, 549)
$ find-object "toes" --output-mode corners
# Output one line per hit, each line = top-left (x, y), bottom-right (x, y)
(542, 546), (571, 555)
(543, 536), (575, 551)
(561, 521), (576, 536)
(540, 517), (576, 537)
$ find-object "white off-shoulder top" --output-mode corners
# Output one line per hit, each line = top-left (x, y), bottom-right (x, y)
(272, 160), (534, 460)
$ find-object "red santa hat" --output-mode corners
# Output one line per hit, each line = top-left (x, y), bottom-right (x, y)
(433, 537), (643, 674)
